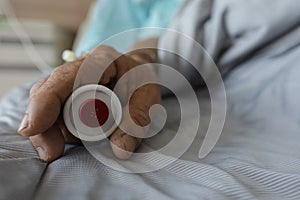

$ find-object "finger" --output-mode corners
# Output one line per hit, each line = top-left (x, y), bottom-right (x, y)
(30, 76), (49, 95)
(29, 124), (65, 162)
(18, 59), (85, 137)
(78, 45), (121, 86)
(18, 46), (124, 137)
(110, 126), (142, 160)
(110, 84), (160, 160)
(57, 117), (81, 144)
(110, 105), (144, 159)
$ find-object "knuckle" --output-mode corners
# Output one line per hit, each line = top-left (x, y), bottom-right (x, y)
(52, 61), (80, 77)
(51, 65), (67, 77)
(93, 45), (120, 60)
(29, 86), (43, 99)
(95, 45), (117, 54)
(130, 107), (151, 127)
(50, 65), (78, 86)
(29, 77), (48, 96)
(69, 59), (84, 68)
(29, 85), (38, 97)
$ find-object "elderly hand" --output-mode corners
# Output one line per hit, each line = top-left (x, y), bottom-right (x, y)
(18, 45), (161, 162)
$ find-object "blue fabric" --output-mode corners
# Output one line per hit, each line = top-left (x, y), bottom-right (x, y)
(75, 0), (183, 56)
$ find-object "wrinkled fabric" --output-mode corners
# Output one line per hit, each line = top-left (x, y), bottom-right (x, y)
(1, 0), (300, 200)
(159, 0), (300, 87)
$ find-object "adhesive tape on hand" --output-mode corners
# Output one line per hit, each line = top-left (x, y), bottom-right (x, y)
(63, 84), (122, 142)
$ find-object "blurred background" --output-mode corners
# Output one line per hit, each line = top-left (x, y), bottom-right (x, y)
(0, 0), (94, 97)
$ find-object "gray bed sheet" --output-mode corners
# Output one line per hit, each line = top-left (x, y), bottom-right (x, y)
(1, 53), (300, 200)
(1, 0), (300, 199)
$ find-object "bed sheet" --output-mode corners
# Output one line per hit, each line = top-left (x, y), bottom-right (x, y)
(1, 51), (300, 199)
(1, 0), (300, 199)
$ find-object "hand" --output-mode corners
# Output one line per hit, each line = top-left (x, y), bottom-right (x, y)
(18, 45), (161, 162)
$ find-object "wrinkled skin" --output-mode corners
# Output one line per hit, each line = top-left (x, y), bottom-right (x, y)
(18, 45), (161, 162)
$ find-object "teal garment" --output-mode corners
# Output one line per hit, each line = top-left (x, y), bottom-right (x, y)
(75, 0), (184, 56)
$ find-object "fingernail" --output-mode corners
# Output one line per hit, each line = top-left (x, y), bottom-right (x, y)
(36, 147), (48, 161)
(18, 114), (29, 134)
